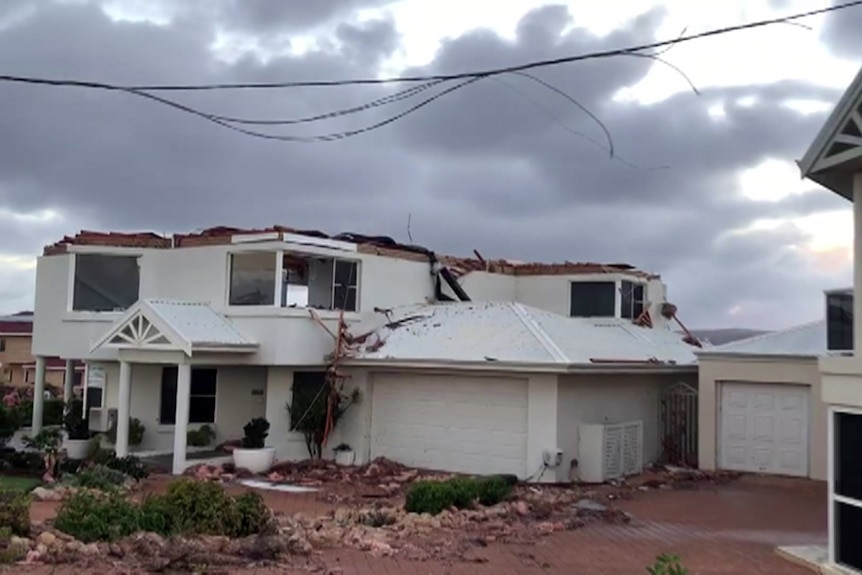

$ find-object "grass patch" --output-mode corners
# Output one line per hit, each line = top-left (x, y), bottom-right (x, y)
(0, 475), (41, 493)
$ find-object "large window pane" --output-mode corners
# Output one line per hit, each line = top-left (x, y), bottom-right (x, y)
(229, 252), (276, 306)
(289, 371), (327, 429)
(836, 501), (862, 571)
(835, 412), (862, 500)
(159, 367), (217, 425)
(333, 260), (359, 312)
(827, 293), (853, 351)
(620, 281), (645, 320)
(570, 281), (616, 317)
(72, 254), (140, 312)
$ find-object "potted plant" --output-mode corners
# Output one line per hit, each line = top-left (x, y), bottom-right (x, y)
(106, 417), (146, 451)
(333, 442), (355, 466)
(232, 417), (275, 473)
(62, 400), (91, 460)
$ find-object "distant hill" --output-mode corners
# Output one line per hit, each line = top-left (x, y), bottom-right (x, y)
(685, 328), (771, 346)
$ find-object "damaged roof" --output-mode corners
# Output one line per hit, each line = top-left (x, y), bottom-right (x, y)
(345, 302), (698, 368)
(696, 320), (826, 359)
(42, 226), (657, 279)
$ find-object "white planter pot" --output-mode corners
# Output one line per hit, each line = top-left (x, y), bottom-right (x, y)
(232, 447), (276, 474)
(334, 449), (356, 466)
(64, 438), (91, 460)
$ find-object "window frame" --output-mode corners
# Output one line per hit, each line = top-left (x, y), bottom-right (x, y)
(826, 292), (853, 351)
(829, 406), (862, 572)
(158, 367), (218, 426)
(569, 280), (617, 318)
(289, 371), (328, 430)
(620, 280), (646, 320)
(69, 253), (142, 313)
(331, 259), (359, 312)
(225, 249), (361, 313)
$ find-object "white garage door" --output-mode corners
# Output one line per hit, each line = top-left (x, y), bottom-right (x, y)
(371, 373), (528, 478)
(719, 382), (809, 477)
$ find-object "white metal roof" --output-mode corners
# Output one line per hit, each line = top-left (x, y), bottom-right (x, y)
(696, 320), (826, 359)
(348, 301), (699, 367)
(91, 299), (256, 355)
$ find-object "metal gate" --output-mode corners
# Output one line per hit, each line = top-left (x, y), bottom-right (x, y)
(659, 382), (698, 467)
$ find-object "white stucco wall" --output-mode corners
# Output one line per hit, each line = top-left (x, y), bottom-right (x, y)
(90, 361), (267, 452)
(555, 373), (686, 480)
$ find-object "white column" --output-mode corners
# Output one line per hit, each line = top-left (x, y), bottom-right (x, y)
(63, 360), (75, 406)
(31, 356), (46, 433)
(172, 362), (191, 475)
(854, 173), (862, 356)
(115, 361), (132, 457)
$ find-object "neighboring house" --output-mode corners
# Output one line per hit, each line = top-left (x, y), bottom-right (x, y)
(30, 227), (702, 480)
(0, 312), (83, 394)
(799, 64), (862, 574)
(695, 316), (829, 481)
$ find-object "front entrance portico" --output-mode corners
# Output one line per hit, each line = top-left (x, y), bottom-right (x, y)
(87, 299), (257, 473)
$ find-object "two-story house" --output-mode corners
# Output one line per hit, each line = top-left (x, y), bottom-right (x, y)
(0, 312), (84, 394)
(800, 65), (862, 574)
(31, 226), (701, 481)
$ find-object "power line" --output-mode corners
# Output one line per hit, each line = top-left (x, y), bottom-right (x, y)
(2, 0), (846, 92)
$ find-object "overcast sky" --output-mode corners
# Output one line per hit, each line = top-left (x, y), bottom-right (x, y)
(0, 0), (859, 329)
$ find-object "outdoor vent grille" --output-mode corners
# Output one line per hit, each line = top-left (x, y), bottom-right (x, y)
(578, 420), (644, 483)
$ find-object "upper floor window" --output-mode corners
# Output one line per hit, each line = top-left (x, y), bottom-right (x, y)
(570, 281), (616, 317)
(620, 281), (646, 319)
(229, 251), (360, 312)
(72, 254), (140, 312)
(229, 252), (276, 306)
(0, 338), (5, 353)
(827, 292), (853, 351)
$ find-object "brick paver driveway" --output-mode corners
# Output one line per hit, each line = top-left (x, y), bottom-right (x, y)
(10, 474), (826, 575)
(314, 475), (826, 575)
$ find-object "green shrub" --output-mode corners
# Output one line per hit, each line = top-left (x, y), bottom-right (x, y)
(187, 425), (216, 447)
(65, 465), (129, 491)
(1, 450), (43, 473)
(43, 399), (65, 427)
(405, 475), (515, 515)
(55, 479), (274, 542)
(475, 476), (512, 506)
(0, 489), (30, 536)
(91, 451), (149, 480)
(106, 417), (145, 447)
(0, 405), (20, 446)
(647, 554), (689, 575)
(405, 481), (456, 515)
(448, 477), (479, 509)
(54, 490), (141, 543)
(0, 526), (27, 564)
(232, 491), (276, 537)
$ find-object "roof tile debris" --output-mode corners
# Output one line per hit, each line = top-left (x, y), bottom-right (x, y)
(42, 226), (657, 278)
(341, 302), (699, 366)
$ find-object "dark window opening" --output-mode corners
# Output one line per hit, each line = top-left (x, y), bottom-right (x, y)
(85, 387), (103, 412)
(836, 501), (862, 571)
(834, 411), (862, 571)
(570, 281), (616, 318)
(229, 252), (276, 306)
(72, 254), (140, 312)
(333, 260), (358, 312)
(827, 293), (853, 351)
(0, 338), (5, 352)
(159, 367), (217, 424)
(289, 371), (327, 430)
(620, 281), (646, 320)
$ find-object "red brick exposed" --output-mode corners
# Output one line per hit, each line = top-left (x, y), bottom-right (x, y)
(42, 226), (659, 278)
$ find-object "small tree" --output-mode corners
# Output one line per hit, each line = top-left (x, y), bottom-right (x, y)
(64, 400), (90, 441)
(286, 378), (359, 459)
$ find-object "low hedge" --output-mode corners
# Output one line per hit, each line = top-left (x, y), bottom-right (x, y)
(405, 475), (513, 515)
(55, 479), (275, 543)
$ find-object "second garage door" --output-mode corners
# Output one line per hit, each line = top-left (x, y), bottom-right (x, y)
(370, 373), (528, 478)
(719, 382), (809, 477)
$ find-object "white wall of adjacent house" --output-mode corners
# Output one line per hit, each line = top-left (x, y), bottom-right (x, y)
(88, 361), (267, 453)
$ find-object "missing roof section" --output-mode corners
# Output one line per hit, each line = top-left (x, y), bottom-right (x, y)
(42, 226), (658, 279)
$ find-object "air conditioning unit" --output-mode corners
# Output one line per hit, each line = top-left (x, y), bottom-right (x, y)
(577, 420), (644, 483)
(88, 407), (118, 433)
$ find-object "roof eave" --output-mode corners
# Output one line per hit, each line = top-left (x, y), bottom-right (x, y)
(695, 351), (820, 361)
(191, 343), (258, 353)
(343, 357), (696, 374)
